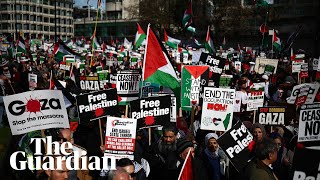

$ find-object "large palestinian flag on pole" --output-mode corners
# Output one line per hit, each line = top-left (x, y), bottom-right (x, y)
(143, 25), (180, 101)
(273, 29), (281, 51)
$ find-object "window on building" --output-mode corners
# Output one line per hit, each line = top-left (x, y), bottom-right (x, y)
(50, 9), (54, 15)
(61, 10), (66, 16)
(66, 19), (70, 24)
(30, 6), (36, 12)
(2, 23), (10, 30)
(30, 15), (36, 21)
(44, 17), (49, 22)
(2, 14), (10, 21)
(23, 5), (29, 11)
(37, 16), (42, 21)
(50, 18), (54, 23)
(37, 7), (42, 13)
(24, 24), (29, 30)
(44, 8), (48, 14)
(23, 14), (29, 20)
(1, 4), (10, 11)
(44, 26), (49, 31)
(107, 11), (122, 20)
(37, 25), (42, 31)
(61, 19), (66, 24)
(31, 24), (36, 30)
(17, 23), (22, 30)
(43, 0), (49, 5)
(16, 5), (21, 11)
(50, 26), (55, 31)
(62, 27), (66, 32)
(16, 14), (22, 20)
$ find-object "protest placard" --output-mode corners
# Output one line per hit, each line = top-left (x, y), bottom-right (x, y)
(116, 70), (141, 105)
(298, 103), (320, 142)
(139, 81), (160, 98)
(217, 121), (253, 172)
(258, 107), (286, 125)
(289, 148), (320, 180)
(170, 96), (176, 122)
(200, 87), (235, 131)
(199, 53), (226, 86)
(3, 90), (69, 135)
(28, 73), (37, 90)
(287, 83), (320, 104)
(264, 64), (275, 75)
(299, 63), (309, 78)
(105, 117), (137, 160)
(235, 61), (241, 72)
(181, 65), (209, 110)
(247, 91), (264, 111)
(219, 74), (233, 88)
(254, 58), (278, 74)
(78, 76), (101, 91)
(130, 95), (171, 129)
(313, 58), (319, 71)
(76, 89), (119, 124)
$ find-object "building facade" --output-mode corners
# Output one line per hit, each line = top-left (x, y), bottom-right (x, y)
(74, 0), (139, 41)
(0, 0), (74, 39)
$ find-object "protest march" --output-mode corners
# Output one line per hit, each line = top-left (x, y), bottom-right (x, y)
(0, 1), (319, 180)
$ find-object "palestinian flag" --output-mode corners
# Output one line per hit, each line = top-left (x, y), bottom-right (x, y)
(181, 65), (209, 110)
(164, 29), (181, 49)
(143, 25), (180, 102)
(290, 48), (296, 60)
(134, 23), (146, 50)
(91, 34), (101, 49)
(53, 39), (80, 61)
(273, 29), (281, 51)
(17, 36), (26, 54)
(182, 0), (193, 27)
(178, 148), (194, 180)
(97, 0), (103, 20)
(205, 26), (214, 54)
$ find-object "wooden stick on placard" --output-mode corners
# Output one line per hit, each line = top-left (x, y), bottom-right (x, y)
(98, 119), (104, 146)
(148, 127), (152, 146)
(253, 110), (256, 124)
(189, 105), (196, 137)
(125, 105), (129, 118)
(40, 129), (47, 154)
(8, 80), (15, 94)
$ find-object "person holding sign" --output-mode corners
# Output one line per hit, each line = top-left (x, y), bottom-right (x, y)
(197, 133), (227, 180)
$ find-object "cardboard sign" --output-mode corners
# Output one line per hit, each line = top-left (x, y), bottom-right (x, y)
(130, 95), (171, 129)
(298, 103), (320, 142)
(258, 107), (286, 125)
(116, 70), (141, 105)
(234, 61), (241, 72)
(287, 83), (320, 104)
(105, 117), (137, 160)
(247, 91), (264, 111)
(289, 148), (320, 180)
(28, 73), (37, 90)
(264, 65), (275, 75)
(199, 53), (226, 86)
(170, 96), (176, 122)
(254, 58), (278, 74)
(217, 121), (253, 172)
(292, 60), (304, 73)
(140, 81), (160, 98)
(313, 58), (319, 71)
(199, 53), (226, 74)
(219, 74), (233, 88)
(201, 87), (235, 131)
(299, 63), (309, 78)
(181, 65), (209, 110)
(59, 64), (70, 71)
(78, 76), (101, 91)
(76, 89), (119, 124)
(3, 90), (69, 135)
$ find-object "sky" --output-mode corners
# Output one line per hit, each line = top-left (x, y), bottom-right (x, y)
(74, 0), (106, 10)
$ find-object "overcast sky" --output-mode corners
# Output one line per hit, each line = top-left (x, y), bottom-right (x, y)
(74, 0), (106, 10)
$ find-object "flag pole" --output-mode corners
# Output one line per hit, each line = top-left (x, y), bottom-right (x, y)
(99, 119), (104, 146)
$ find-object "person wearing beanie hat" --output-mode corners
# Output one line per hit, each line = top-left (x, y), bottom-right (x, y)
(196, 133), (227, 180)
(176, 139), (194, 159)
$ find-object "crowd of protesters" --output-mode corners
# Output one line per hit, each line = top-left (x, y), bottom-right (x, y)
(0, 34), (319, 180)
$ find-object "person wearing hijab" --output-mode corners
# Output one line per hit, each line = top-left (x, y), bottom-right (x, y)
(196, 133), (227, 180)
